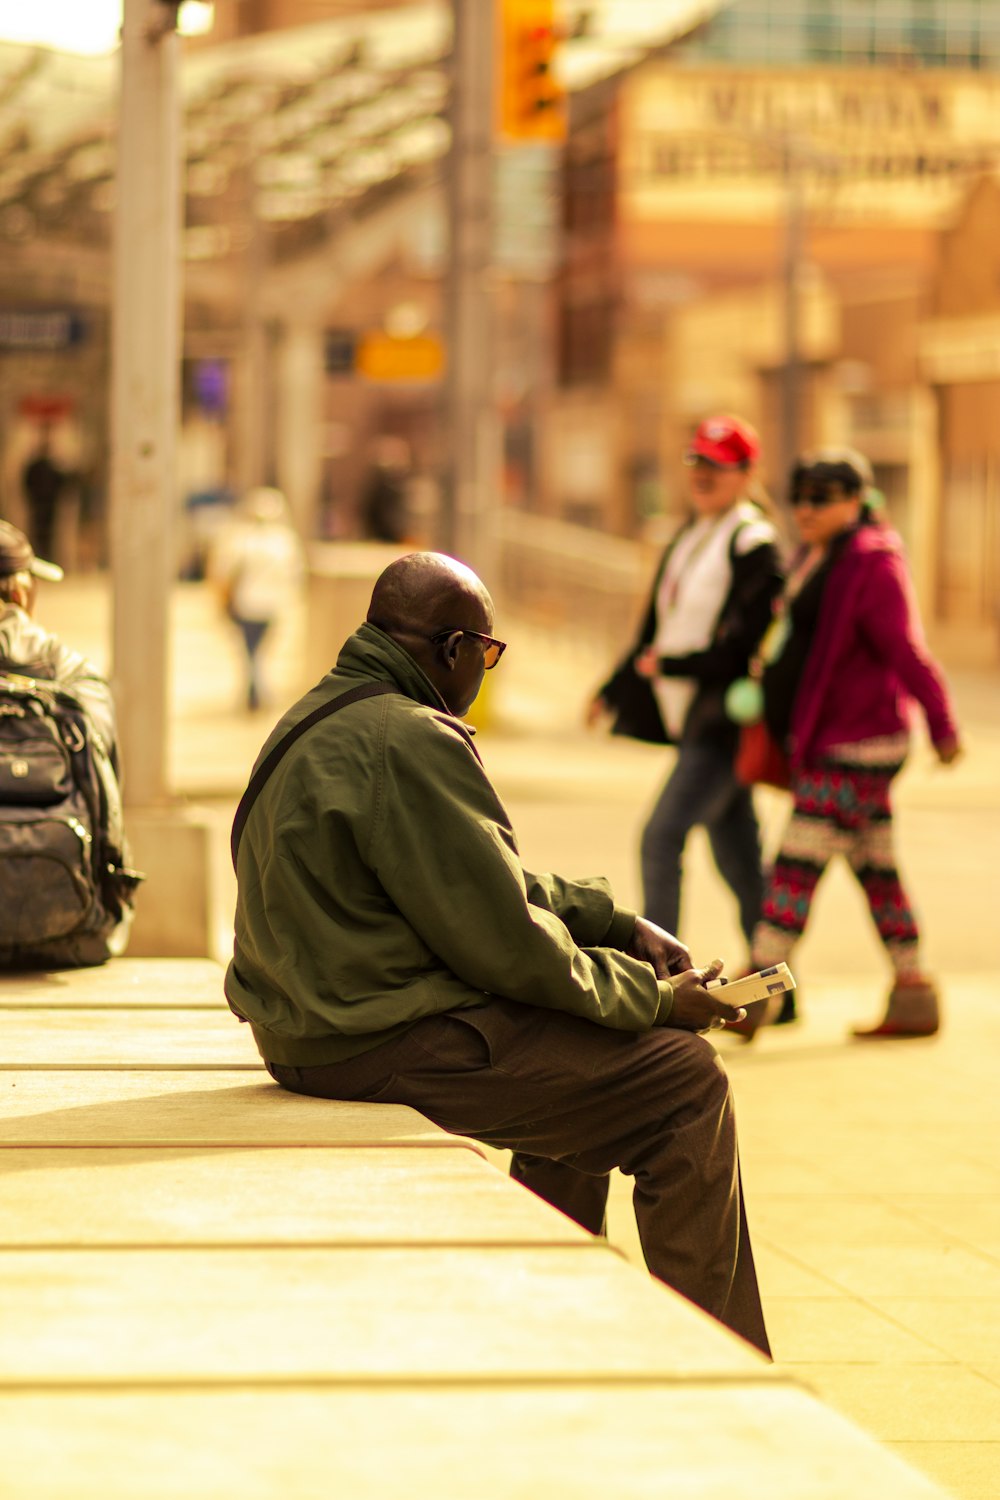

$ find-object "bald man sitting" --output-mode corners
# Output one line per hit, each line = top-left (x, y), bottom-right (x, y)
(227, 552), (770, 1355)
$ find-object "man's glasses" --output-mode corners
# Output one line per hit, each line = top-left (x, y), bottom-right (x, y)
(430, 628), (507, 669)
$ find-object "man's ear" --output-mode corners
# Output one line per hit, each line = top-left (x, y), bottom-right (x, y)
(439, 630), (463, 672)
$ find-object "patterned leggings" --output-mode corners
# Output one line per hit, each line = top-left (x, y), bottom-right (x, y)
(751, 758), (922, 978)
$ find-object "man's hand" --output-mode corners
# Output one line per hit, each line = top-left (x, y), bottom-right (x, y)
(625, 916), (692, 978)
(666, 959), (748, 1034)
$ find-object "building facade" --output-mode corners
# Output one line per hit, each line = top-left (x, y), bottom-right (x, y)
(551, 1), (1000, 656)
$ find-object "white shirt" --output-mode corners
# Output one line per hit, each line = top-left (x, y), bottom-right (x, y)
(652, 501), (775, 739)
(213, 520), (304, 622)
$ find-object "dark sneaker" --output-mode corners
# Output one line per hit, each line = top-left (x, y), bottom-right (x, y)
(772, 990), (798, 1026)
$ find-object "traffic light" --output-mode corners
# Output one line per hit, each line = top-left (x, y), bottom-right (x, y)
(496, 0), (566, 144)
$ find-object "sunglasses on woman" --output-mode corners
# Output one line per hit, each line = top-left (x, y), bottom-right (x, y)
(790, 484), (855, 509)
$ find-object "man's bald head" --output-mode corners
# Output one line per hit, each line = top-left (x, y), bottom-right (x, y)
(366, 552), (497, 717)
(367, 552), (492, 638)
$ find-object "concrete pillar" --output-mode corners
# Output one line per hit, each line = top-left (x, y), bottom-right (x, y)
(908, 384), (942, 622)
(110, 1), (228, 959)
(779, 156), (805, 495)
(443, 0), (497, 574)
(233, 312), (272, 493)
(275, 322), (325, 538)
(110, 0), (181, 810)
(233, 173), (272, 493)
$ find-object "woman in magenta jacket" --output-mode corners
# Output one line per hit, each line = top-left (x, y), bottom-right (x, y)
(742, 448), (961, 1040)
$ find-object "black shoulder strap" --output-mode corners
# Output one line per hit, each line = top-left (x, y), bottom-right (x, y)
(230, 680), (397, 869)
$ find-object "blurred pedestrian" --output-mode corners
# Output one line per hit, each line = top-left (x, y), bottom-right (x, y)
(211, 487), (305, 712)
(588, 415), (784, 955)
(21, 428), (68, 566)
(359, 436), (410, 543)
(741, 448), (961, 1040)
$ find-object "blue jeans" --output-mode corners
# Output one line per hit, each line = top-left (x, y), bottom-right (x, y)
(234, 616), (270, 710)
(640, 739), (764, 944)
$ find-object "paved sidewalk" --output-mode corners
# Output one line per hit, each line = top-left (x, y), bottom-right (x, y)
(481, 614), (1000, 1500)
(612, 979), (1000, 1500)
(40, 574), (1000, 1498)
(485, 620), (1000, 1500)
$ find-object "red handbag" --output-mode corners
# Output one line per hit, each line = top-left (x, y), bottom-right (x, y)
(734, 720), (790, 790)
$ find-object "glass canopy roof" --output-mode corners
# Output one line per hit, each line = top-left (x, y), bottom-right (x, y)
(0, 2), (725, 257)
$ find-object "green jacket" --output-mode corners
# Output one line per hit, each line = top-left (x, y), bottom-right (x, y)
(226, 624), (674, 1066)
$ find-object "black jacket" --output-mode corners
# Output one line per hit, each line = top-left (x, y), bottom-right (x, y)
(598, 511), (783, 748)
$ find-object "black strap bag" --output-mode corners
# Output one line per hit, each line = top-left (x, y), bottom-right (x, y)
(231, 680), (398, 868)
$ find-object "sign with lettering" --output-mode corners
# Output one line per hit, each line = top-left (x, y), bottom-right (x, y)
(621, 68), (1000, 224)
(0, 310), (87, 351)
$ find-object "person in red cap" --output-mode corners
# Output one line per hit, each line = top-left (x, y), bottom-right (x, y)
(588, 415), (783, 960)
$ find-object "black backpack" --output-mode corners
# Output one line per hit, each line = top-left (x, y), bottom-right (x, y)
(0, 670), (141, 967)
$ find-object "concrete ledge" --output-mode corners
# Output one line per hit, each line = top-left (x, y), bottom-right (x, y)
(0, 1384), (950, 1499)
(0, 960), (957, 1498)
(0, 1244), (770, 1385)
(0, 1008), (262, 1069)
(0, 1072), (480, 1150)
(0, 958), (227, 1008)
(0, 1145), (593, 1248)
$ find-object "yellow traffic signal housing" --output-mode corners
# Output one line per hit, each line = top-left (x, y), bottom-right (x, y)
(496, 0), (567, 144)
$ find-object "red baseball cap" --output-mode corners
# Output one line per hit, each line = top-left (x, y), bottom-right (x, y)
(685, 415), (760, 469)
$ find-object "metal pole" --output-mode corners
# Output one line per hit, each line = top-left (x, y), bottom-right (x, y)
(443, 0), (497, 572)
(234, 166), (271, 494)
(779, 143), (804, 504)
(110, 0), (181, 809)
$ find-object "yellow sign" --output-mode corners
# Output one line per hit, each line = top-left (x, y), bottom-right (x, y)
(496, 0), (566, 145)
(355, 333), (446, 382)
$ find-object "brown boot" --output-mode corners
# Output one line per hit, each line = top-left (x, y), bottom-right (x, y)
(852, 979), (940, 1039)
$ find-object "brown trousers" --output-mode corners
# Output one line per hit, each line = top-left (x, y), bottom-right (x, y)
(266, 998), (771, 1357)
